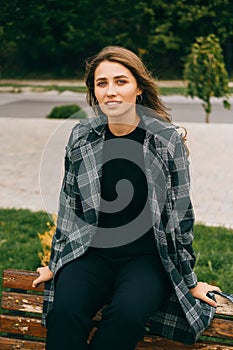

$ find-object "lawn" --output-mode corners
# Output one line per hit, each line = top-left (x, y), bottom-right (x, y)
(0, 208), (233, 294)
(1, 83), (233, 95)
(0, 209), (52, 287)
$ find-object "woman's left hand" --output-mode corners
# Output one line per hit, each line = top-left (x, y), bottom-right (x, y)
(189, 282), (222, 307)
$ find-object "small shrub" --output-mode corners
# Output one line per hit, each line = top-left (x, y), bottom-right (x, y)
(46, 104), (87, 119)
(38, 214), (56, 266)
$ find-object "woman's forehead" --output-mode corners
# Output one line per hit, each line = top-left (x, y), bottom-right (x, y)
(94, 61), (134, 79)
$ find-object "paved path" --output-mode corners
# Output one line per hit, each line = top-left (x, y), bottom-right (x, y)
(0, 92), (233, 123)
(0, 116), (233, 229)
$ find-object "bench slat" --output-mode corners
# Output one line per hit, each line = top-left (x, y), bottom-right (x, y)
(0, 315), (46, 338)
(0, 335), (232, 350)
(202, 317), (233, 340)
(215, 294), (233, 316)
(1, 315), (232, 347)
(137, 336), (233, 349)
(1, 269), (233, 349)
(3, 270), (233, 315)
(2, 291), (43, 314)
(3, 269), (44, 292)
(0, 336), (45, 350)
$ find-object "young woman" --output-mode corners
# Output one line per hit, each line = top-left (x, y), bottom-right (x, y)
(33, 46), (220, 349)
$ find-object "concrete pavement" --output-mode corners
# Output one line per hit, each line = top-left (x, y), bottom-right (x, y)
(0, 113), (233, 229)
(0, 91), (233, 123)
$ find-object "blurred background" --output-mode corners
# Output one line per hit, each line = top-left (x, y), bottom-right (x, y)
(0, 0), (233, 80)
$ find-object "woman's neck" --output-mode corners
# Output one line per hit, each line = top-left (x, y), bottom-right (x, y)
(107, 115), (140, 136)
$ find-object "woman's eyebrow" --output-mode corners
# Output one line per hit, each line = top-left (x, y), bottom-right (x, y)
(95, 74), (129, 82)
(114, 74), (129, 79)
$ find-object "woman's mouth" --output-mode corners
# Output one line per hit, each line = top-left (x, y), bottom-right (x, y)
(105, 101), (122, 106)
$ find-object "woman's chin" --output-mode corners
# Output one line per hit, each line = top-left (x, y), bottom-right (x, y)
(99, 103), (136, 119)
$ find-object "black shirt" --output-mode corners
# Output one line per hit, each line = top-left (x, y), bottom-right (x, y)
(94, 120), (157, 257)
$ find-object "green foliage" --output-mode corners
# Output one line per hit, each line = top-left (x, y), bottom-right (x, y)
(0, 26), (17, 77)
(193, 224), (233, 293)
(0, 209), (53, 288)
(0, 209), (233, 296)
(46, 104), (87, 119)
(1, 1), (233, 78)
(184, 34), (231, 122)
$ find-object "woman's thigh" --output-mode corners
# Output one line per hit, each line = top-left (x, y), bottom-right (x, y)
(106, 254), (170, 321)
(52, 248), (115, 318)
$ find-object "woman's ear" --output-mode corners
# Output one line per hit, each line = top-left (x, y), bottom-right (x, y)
(136, 87), (143, 96)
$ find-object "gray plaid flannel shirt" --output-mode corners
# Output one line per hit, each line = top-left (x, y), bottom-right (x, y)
(42, 113), (216, 344)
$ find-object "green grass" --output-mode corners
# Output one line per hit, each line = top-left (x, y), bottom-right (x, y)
(0, 83), (87, 93)
(0, 209), (233, 294)
(158, 86), (233, 95)
(0, 83), (232, 95)
(193, 224), (233, 293)
(0, 209), (53, 287)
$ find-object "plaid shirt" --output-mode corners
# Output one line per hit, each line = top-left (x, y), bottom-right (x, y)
(42, 113), (216, 344)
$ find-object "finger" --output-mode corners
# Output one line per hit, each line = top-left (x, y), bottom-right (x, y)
(204, 295), (217, 308)
(32, 279), (37, 288)
(32, 277), (41, 288)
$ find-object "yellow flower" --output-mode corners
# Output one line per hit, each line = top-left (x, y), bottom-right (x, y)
(38, 214), (57, 266)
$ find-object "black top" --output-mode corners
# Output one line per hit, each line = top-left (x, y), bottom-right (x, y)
(94, 120), (157, 257)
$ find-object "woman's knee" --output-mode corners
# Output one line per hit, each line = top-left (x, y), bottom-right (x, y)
(103, 302), (147, 332)
(48, 300), (92, 330)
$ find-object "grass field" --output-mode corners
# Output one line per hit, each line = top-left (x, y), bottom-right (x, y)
(0, 83), (233, 95)
(0, 208), (233, 294)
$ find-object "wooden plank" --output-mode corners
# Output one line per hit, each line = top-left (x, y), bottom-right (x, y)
(3, 269), (44, 292)
(215, 294), (233, 317)
(2, 292), (43, 314)
(0, 315), (46, 338)
(0, 335), (232, 350)
(202, 317), (233, 340)
(0, 336), (45, 350)
(136, 336), (233, 349)
(1, 269), (233, 350)
(3, 270), (233, 316)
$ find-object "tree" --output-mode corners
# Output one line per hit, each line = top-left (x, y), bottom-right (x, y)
(184, 34), (231, 123)
(1, 0), (233, 78)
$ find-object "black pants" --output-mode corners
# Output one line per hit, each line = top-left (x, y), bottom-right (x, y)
(46, 248), (170, 350)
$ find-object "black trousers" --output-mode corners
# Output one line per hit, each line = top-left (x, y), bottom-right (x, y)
(46, 248), (170, 350)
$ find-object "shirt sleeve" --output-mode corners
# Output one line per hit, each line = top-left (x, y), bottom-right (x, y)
(170, 132), (198, 289)
(48, 131), (82, 273)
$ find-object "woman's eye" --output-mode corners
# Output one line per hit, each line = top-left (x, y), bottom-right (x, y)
(96, 81), (106, 87)
(117, 79), (127, 85)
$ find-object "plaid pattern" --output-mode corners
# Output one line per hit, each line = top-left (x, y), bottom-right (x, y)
(42, 113), (216, 344)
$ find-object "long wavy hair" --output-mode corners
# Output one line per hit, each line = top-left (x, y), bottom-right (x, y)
(85, 46), (171, 123)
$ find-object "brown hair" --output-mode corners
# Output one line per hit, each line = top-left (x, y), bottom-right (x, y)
(85, 46), (171, 122)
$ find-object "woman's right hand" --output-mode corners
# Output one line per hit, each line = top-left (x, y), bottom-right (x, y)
(32, 266), (54, 288)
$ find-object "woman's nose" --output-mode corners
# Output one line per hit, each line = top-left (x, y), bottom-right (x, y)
(106, 83), (117, 96)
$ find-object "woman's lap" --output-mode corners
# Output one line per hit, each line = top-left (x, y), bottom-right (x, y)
(46, 248), (170, 349)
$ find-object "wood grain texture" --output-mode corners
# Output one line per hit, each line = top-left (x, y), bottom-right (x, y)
(203, 317), (233, 340)
(1, 269), (233, 349)
(0, 337), (45, 350)
(3, 269), (44, 292)
(137, 336), (233, 349)
(0, 315), (46, 338)
(2, 291), (43, 313)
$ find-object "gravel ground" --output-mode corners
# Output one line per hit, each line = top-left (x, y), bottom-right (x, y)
(0, 117), (233, 229)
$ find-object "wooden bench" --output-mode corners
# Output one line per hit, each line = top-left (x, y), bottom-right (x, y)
(0, 269), (233, 349)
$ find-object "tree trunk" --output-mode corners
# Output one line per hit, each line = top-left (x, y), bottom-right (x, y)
(205, 111), (210, 123)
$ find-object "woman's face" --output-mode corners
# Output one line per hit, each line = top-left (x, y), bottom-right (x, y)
(94, 60), (142, 119)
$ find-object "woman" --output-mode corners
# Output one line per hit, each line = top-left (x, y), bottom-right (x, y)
(33, 46), (220, 349)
